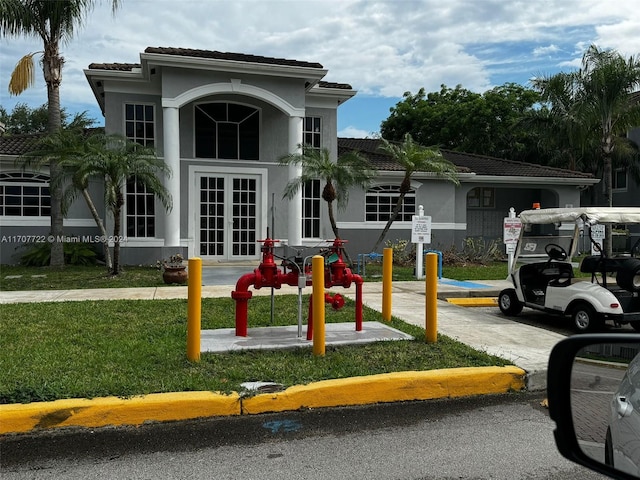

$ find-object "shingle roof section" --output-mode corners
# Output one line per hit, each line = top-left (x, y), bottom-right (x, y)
(87, 62), (140, 71)
(318, 81), (353, 90)
(338, 137), (595, 179)
(0, 134), (41, 155)
(144, 46), (324, 68)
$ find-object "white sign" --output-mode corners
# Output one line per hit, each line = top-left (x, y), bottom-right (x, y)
(505, 243), (516, 254)
(411, 215), (432, 244)
(591, 224), (605, 255)
(503, 217), (522, 244)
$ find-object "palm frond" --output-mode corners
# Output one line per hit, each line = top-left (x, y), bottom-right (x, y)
(8, 52), (38, 95)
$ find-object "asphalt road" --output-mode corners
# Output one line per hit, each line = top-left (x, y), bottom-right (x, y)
(478, 305), (636, 336)
(1, 393), (609, 480)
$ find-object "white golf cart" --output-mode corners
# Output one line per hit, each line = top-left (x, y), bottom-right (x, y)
(498, 207), (640, 332)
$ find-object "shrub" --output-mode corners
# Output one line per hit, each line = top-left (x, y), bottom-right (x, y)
(384, 238), (416, 266)
(19, 238), (98, 266)
(441, 237), (504, 266)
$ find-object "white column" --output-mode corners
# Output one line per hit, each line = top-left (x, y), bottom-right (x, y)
(163, 106), (181, 247)
(287, 115), (303, 246)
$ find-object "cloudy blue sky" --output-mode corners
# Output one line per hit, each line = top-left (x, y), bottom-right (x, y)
(1, 0), (639, 137)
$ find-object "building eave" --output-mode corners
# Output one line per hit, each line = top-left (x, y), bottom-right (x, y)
(140, 52), (328, 83)
(462, 175), (600, 186)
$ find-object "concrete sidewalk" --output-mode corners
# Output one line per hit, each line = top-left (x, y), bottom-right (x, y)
(0, 274), (560, 435)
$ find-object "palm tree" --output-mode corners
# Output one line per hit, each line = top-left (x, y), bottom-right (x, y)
(17, 115), (114, 270)
(79, 134), (172, 275)
(370, 134), (459, 253)
(578, 46), (640, 212)
(279, 145), (377, 240)
(529, 72), (593, 171)
(533, 45), (640, 256)
(1, 0), (120, 267)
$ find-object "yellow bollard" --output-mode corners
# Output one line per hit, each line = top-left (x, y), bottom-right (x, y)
(187, 257), (202, 362)
(382, 247), (393, 321)
(312, 255), (325, 356)
(425, 252), (438, 343)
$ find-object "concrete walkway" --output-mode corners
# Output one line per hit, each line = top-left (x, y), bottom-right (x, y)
(0, 273), (563, 435)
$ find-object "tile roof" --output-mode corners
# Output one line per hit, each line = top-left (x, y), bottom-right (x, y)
(88, 46), (325, 72)
(144, 47), (324, 69)
(338, 137), (595, 179)
(0, 134), (41, 156)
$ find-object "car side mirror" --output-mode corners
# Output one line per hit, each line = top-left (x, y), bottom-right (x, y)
(548, 334), (640, 480)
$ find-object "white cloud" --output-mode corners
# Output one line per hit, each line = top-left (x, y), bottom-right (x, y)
(1, 0), (638, 133)
(338, 126), (371, 139)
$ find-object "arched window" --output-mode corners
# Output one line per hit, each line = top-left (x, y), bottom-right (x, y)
(365, 185), (415, 222)
(0, 172), (51, 216)
(195, 103), (259, 160)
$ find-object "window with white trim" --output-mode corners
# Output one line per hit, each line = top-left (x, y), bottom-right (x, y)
(0, 172), (50, 216)
(303, 116), (321, 149)
(613, 168), (628, 191)
(365, 185), (416, 222)
(302, 179), (321, 238)
(126, 176), (155, 237)
(195, 103), (259, 160)
(125, 104), (155, 147)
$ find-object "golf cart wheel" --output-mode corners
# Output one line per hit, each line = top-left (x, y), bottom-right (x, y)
(571, 303), (599, 333)
(498, 288), (523, 316)
(616, 258), (640, 292)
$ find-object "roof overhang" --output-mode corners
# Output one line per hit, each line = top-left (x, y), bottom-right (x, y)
(461, 174), (600, 186)
(306, 84), (356, 107)
(140, 52), (327, 84)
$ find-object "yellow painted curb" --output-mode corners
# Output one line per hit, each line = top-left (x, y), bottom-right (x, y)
(447, 297), (498, 307)
(242, 366), (526, 414)
(0, 391), (241, 435)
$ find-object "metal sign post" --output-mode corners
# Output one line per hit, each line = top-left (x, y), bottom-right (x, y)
(412, 206), (432, 280)
(504, 207), (522, 272)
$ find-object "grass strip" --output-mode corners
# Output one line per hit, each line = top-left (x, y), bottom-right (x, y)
(0, 295), (509, 404)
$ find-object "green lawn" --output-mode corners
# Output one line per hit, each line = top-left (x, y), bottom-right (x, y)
(0, 295), (510, 404)
(0, 262), (512, 291)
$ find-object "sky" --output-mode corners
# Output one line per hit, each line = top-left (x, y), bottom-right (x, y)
(1, 0), (639, 138)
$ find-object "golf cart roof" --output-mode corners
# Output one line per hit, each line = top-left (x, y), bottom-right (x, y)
(519, 207), (640, 225)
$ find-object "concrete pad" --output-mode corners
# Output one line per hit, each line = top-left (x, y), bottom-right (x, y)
(201, 321), (413, 353)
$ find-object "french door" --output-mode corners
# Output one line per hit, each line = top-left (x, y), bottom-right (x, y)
(197, 174), (260, 260)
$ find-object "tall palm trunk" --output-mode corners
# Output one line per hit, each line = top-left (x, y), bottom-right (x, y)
(371, 192), (407, 253)
(327, 200), (339, 239)
(44, 43), (65, 267)
(602, 131), (614, 257)
(112, 192), (125, 275)
(80, 188), (112, 269)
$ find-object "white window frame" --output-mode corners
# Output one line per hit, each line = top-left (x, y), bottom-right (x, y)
(365, 185), (416, 222)
(124, 103), (155, 147)
(125, 176), (156, 238)
(303, 116), (322, 149)
(0, 172), (51, 217)
(302, 179), (321, 239)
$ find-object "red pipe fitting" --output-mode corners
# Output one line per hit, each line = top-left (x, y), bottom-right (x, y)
(231, 273), (255, 337)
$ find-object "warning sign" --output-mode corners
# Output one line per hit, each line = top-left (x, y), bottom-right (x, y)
(411, 215), (432, 244)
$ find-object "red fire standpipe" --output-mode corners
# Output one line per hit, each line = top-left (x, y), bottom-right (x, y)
(231, 235), (366, 338)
